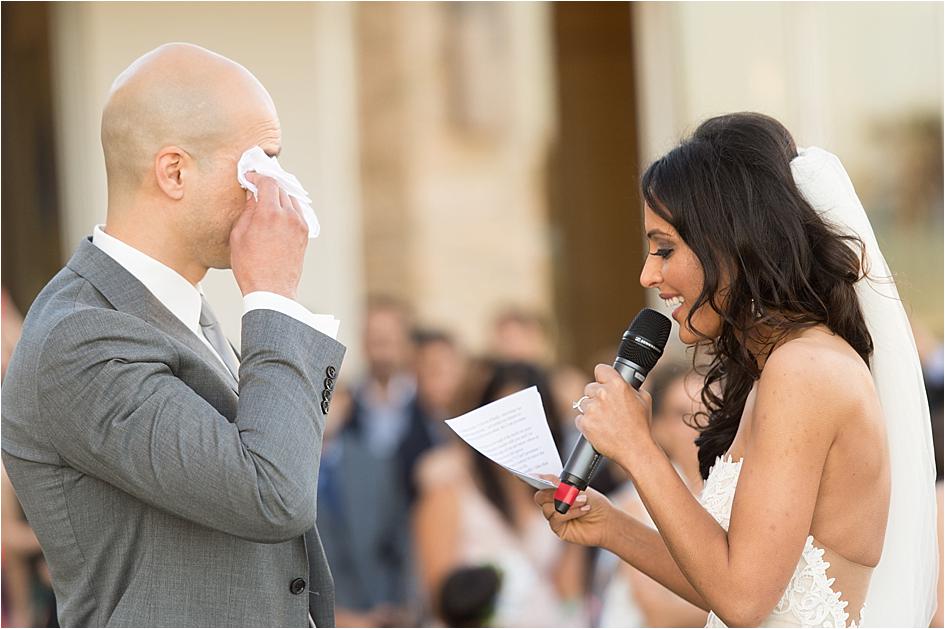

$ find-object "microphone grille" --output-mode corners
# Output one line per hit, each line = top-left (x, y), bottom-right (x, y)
(617, 309), (672, 372)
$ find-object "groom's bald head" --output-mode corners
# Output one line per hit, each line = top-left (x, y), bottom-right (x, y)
(101, 43), (282, 270)
(101, 42), (277, 194)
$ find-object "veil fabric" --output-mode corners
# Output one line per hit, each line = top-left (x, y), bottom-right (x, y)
(790, 147), (938, 627)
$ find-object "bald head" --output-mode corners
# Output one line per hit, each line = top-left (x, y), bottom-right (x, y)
(101, 43), (277, 195)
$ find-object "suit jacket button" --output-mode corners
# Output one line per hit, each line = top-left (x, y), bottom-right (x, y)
(324, 377), (335, 390)
(326, 366), (337, 379)
(322, 389), (332, 402)
(289, 578), (306, 595)
(321, 400), (330, 414)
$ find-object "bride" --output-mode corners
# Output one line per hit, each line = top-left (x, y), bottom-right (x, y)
(535, 112), (938, 627)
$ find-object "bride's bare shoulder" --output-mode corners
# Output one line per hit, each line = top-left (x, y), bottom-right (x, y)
(759, 327), (878, 428)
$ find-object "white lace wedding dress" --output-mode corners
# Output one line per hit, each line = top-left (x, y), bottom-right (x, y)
(699, 456), (866, 628)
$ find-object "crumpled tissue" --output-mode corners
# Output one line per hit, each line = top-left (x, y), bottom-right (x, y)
(237, 146), (320, 238)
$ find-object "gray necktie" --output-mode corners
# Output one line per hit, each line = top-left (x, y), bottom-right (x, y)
(199, 296), (240, 381)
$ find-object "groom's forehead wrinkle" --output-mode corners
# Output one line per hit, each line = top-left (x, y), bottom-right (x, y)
(239, 114), (281, 156)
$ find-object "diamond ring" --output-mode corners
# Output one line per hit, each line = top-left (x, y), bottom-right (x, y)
(572, 395), (590, 414)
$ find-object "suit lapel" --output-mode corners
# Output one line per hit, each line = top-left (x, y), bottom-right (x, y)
(67, 238), (239, 394)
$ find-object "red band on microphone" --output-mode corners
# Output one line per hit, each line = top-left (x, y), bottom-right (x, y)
(553, 482), (580, 507)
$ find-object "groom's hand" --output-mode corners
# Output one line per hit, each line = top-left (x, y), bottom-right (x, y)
(230, 172), (309, 299)
(535, 475), (616, 548)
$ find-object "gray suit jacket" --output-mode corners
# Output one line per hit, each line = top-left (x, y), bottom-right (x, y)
(1, 238), (345, 627)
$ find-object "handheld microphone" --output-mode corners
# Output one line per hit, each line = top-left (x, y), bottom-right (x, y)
(554, 308), (671, 514)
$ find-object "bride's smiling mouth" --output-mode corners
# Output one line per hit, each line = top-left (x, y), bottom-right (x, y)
(660, 293), (686, 319)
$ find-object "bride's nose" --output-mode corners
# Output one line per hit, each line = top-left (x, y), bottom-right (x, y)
(640, 254), (662, 289)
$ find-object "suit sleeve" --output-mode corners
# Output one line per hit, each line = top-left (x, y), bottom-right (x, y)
(37, 307), (345, 543)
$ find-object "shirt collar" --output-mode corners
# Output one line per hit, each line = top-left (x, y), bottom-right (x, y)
(91, 225), (203, 335)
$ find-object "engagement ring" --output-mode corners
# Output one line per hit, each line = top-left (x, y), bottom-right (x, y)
(572, 395), (590, 414)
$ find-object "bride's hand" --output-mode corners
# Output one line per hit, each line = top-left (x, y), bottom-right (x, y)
(576, 363), (654, 464)
(534, 477), (617, 548)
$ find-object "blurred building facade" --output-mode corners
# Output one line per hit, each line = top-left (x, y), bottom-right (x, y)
(2, 1), (942, 373)
(634, 1), (944, 352)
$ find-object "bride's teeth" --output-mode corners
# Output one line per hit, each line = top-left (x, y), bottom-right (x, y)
(663, 296), (685, 308)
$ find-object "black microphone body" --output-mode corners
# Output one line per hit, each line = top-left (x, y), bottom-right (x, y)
(554, 309), (671, 514)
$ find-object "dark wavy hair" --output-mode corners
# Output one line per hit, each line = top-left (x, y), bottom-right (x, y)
(640, 112), (874, 479)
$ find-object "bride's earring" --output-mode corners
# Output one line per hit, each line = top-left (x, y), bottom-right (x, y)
(750, 299), (763, 320)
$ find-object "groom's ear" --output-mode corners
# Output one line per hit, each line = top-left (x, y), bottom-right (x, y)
(154, 146), (189, 201)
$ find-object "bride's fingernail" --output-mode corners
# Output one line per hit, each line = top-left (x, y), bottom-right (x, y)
(581, 505), (591, 511)
(576, 495), (588, 503)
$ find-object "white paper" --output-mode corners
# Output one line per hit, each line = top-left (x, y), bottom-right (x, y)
(237, 146), (321, 239)
(445, 386), (560, 490)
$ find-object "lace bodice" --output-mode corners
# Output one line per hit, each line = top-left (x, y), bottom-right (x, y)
(699, 456), (865, 628)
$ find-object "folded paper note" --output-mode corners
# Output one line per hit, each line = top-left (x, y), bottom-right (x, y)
(445, 386), (561, 490)
(237, 146), (320, 238)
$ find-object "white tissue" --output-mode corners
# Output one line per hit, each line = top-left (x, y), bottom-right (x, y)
(237, 146), (320, 238)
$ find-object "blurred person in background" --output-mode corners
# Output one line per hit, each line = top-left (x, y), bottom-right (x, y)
(317, 384), (410, 627)
(349, 296), (436, 504)
(2, 468), (56, 628)
(413, 362), (588, 627)
(2, 287), (23, 380)
(436, 565), (503, 628)
(412, 328), (468, 446)
(488, 307), (555, 367)
(318, 296), (429, 625)
(2, 287), (57, 628)
(594, 364), (707, 628)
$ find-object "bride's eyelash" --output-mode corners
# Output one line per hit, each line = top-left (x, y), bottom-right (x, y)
(649, 248), (673, 258)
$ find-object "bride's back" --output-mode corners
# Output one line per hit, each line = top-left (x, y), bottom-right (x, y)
(728, 325), (890, 622)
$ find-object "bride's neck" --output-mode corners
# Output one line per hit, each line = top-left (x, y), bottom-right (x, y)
(741, 321), (827, 373)
(738, 321), (796, 373)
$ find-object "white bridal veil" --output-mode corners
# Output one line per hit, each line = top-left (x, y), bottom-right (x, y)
(791, 147), (939, 627)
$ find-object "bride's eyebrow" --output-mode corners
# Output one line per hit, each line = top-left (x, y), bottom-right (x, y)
(646, 229), (673, 240)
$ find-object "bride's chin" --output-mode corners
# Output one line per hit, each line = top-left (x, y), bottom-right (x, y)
(675, 321), (696, 344)
(678, 329), (699, 346)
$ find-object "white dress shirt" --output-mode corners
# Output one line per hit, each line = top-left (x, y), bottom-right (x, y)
(91, 225), (339, 372)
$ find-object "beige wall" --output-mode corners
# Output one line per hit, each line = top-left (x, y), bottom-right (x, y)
(633, 1), (944, 340)
(634, 2), (943, 162)
(356, 3), (556, 353)
(49, 2), (366, 363)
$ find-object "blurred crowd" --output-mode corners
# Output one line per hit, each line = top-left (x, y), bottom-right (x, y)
(312, 296), (714, 627)
(1, 289), (943, 627)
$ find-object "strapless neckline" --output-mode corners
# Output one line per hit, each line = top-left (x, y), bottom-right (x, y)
(700, 455), (866, 628)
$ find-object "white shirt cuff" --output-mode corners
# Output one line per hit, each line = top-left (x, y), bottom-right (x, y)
(243, 292), (340, 340)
